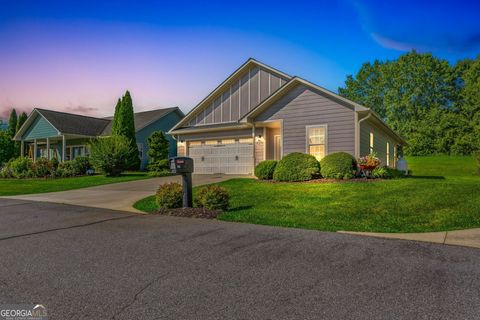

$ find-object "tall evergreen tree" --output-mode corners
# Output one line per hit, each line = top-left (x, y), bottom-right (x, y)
(7, 109), (17, 138)
(111, 91), (140, 169)
(16, 112), (28, 133)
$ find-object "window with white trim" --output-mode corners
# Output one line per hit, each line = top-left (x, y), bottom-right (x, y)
(386, 142), (390, 166)
(204, 140), (218, 145)
(238, 138), (253, 144)
(307, 125), (326, 161)
(221, 139), (235, 145)
(369, 131), (374, 153)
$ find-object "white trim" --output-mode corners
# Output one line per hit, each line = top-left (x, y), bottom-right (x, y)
(273, 134), (281, 160)
(263, 127), (267, 161)
(305, 124), (328, 160)
(280, 119), (284, 158)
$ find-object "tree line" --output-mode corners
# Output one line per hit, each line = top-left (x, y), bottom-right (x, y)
(339, 50), (479, 155)
(0, 110), (28, 163)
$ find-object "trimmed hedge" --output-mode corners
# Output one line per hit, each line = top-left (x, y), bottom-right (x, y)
(194, 185), (230, 211)
(273, 153), (320, 182)
(254, 160), (278, 180)
(320, 152), (357, 179)
(156, 182), (183, 209)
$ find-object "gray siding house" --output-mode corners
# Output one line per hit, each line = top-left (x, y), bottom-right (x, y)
(14, 107), (184, 170)
(170, 58), (405, 175)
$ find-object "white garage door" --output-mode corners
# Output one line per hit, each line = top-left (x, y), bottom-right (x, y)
(188, 138), (254, 174)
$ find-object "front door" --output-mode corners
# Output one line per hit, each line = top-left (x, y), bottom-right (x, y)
(274, 135), (282, 160)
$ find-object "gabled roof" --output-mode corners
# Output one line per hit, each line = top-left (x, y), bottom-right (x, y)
(14, 107), (183, 140)
(102, 107), (183, 135)
(13, 108), (111, 140)
(170, 58), (292, 132)
(238, 76), (405, 144)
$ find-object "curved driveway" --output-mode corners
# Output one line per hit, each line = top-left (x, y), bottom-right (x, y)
(2, 174), (240, 212)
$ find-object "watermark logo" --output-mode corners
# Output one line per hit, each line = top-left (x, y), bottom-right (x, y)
(0, 304), (47, 320)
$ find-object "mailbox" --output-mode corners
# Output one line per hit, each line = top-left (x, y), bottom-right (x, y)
(169, 157), (194, 207)
(169, 157), (194, 174)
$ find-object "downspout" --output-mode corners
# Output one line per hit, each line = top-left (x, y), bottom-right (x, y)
(251, 122), (256, 170)
(357, 111), (372, 158)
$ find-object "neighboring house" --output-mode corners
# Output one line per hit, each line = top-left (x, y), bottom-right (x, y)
(170, 58), (405, 175)
(13, 107), (184, 170)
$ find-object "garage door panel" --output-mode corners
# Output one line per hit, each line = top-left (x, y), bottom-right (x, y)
(188, 141), (253, 174)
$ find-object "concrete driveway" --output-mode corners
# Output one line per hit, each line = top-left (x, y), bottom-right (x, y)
(1, 199), (479, 320)
(2, 174), (240, 212)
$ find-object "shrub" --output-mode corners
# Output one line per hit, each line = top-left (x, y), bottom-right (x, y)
(72, 156), (91, 175)
(372, 167), (405, 179)
(273, 153), (320, 182)
(156, 182), (183, 209)
(320, 152), (357, 179)
(147, 159), (169, 172)
(50, 157), (59, 170)
(194, 185), (230, 211)
(33, 158), (53, 177)
(8, 156), (33, 178)
(254, 160), (277, 180)
(89, 136), (133, 177)
(57, 161), (76, 177)
(475, 151), (480, 175)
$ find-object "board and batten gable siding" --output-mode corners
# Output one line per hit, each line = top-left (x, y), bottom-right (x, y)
(187, 66), (288, 126)
(255, 85), (356, 156)
(360, 119), (396, 167)
(135, 111), (183, 170)
(23, 115), (58, 140)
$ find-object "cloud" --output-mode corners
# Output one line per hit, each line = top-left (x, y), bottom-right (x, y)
(64, 105), (99, 116)
(350, 0), (480, 53)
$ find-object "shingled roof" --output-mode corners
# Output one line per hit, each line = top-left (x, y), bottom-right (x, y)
(101, 107), (180, 135)
(14, 107), (182, 140)
(36, 108), (111, 136)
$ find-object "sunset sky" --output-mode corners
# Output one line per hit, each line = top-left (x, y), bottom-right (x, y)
(1, 0), (479, 119)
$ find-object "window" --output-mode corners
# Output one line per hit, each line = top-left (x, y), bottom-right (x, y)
(204, 140), (218, 145)
(238, 138), (253, 144)
(307, 125), (326, 161)
(221, 139), (235, 145)
(369, 131), (374, 153)
(386, 142), (390, 166)
(137, 143), (144, 159)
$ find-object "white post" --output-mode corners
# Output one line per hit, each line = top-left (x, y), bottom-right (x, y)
(62, 135), (66, 162)
(33, 139), (37, 161)
(46, 137), (50, 160)
(20, 140), (24, 157)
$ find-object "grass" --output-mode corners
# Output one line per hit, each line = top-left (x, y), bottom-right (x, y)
(0, 172), (151, 196)
(133, 156), (480, 233)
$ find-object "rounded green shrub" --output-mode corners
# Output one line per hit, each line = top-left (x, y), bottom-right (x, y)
(33, 158), (53, 177)
(72, 156), (91, 175)
(8, 156), (34, 178)
(156, 182), (183, 209)
(57, 161), (76, 177)
(254, 160), (278, 180)
(320, 152), (357, 179)
(194, 185), (230, 211)
(273, 153), (320, 182)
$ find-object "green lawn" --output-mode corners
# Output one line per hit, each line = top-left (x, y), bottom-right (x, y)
(134, 156), (480, 233)
(0, 172), (151, 196)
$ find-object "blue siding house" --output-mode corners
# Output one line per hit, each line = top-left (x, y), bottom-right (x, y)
(13, 107), (184, 170)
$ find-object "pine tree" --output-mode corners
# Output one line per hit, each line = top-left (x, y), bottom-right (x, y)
(7, 109), (17, 138)
(111, 91), (140, 169)
(16, 112), (28, 133)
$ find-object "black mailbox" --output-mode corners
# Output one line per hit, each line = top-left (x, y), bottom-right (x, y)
(169, 157), (194, 174)
(169, 157), (194, 207)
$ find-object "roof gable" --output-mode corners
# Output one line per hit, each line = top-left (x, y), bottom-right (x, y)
(171, 58), (291, 131)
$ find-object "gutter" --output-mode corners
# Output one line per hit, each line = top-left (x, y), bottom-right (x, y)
(356, 111), (372, 157)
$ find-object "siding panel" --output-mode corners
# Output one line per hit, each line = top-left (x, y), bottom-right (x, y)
(360, 120), (397, 167)
(255, 85), (356, 156)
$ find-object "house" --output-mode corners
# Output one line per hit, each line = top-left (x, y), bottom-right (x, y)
(170, 58), (405, 175)
(13, 107), (184, 170)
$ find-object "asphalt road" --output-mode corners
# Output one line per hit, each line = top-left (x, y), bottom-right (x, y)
(0, 199), (479, 320)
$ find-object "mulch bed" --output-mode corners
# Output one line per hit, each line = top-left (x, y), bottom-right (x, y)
(155, 207), (220, 219)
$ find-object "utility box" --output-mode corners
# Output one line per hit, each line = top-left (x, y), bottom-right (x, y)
(169, 157), (194, 207)
(169, 157), (194, 174)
